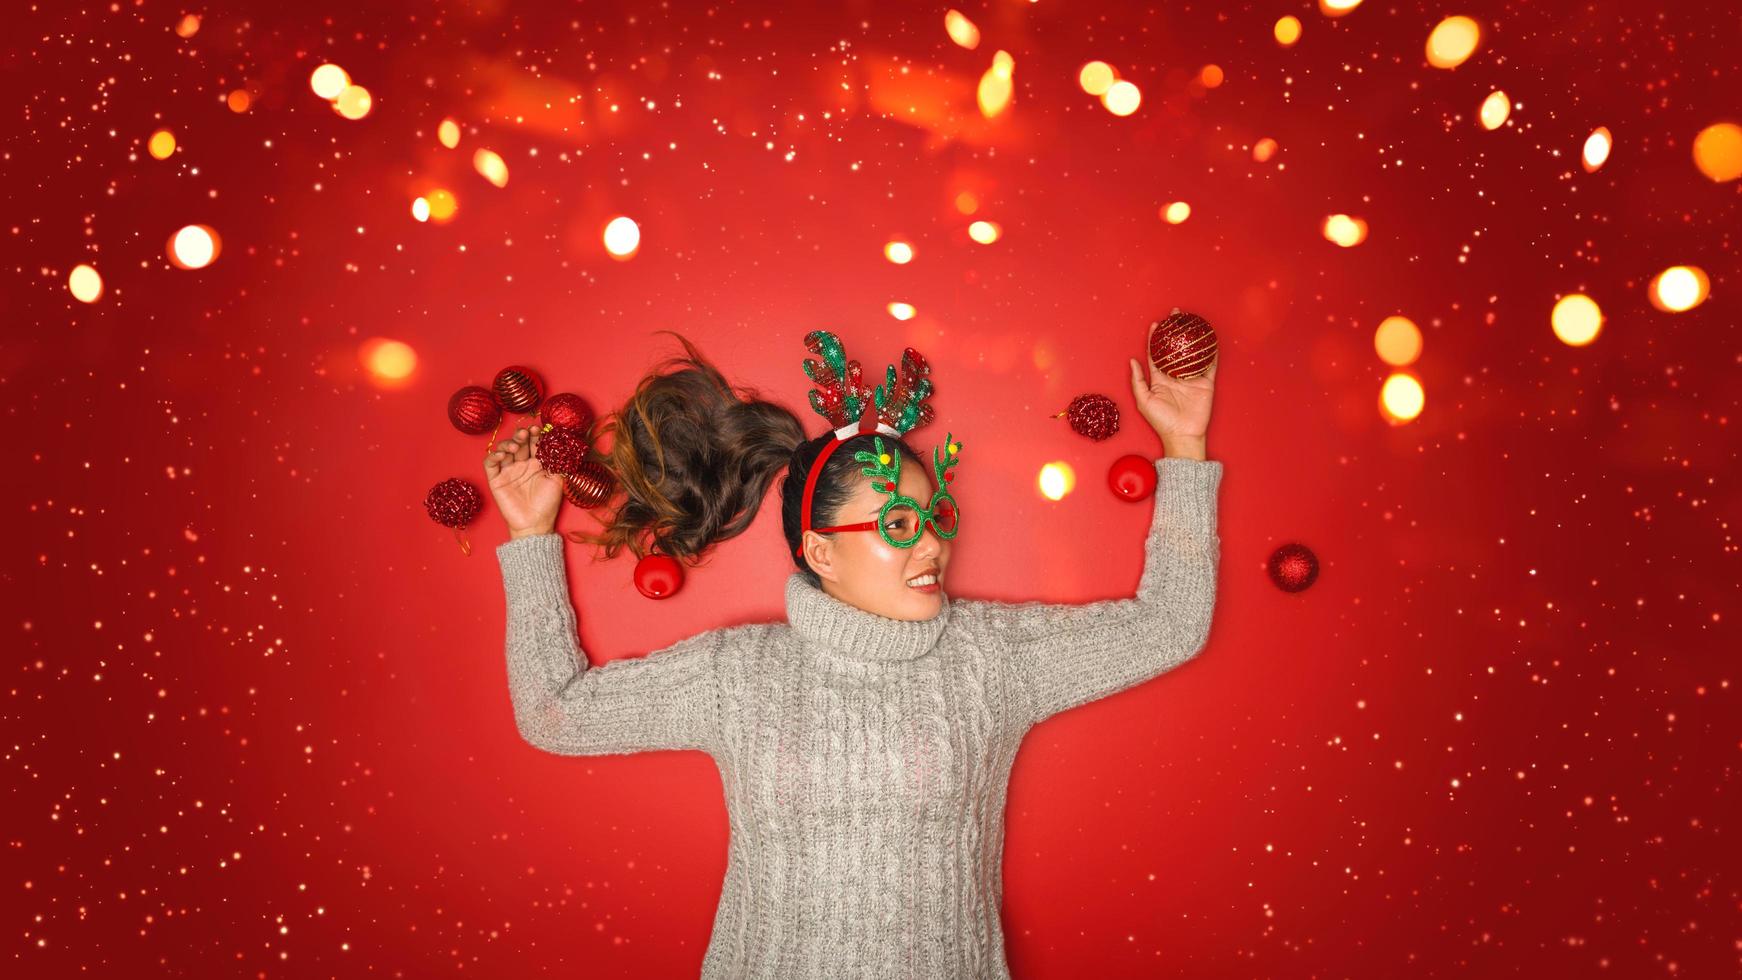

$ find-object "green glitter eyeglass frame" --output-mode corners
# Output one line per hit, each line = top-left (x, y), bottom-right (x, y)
(808, 433), (963, 550)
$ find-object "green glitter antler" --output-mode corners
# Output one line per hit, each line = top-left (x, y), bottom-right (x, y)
(871, 347), (935, 436)
(853, 435), (902, 496)
(932, 431), (961, 488)
(801, 330), (872, 429)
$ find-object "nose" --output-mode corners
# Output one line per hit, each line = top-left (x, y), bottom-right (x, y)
(911, 521), (942, 562)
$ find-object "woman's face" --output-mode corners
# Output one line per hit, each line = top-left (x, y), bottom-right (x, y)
(806, 450), (954, 622)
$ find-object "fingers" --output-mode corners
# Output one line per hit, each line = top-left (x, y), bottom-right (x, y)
(1129, 357), (1147, 401)
(483, 428), (534, 475)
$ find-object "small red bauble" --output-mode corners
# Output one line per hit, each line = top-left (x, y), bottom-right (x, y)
(1148, 309), (1219, 379)
(541, 392), (595, 435)
(447, 385), (502, 435)
(493, 365), (545, 414)
(1267, 542), (1320, 593)
(424, 477), (484, 529)
(561, 460), (616, 508)
(534, 426), (589, 476)
(1053, 393), (1121, 441)
(634, 552), (684, 599)
(1107, 454), (1157, 501)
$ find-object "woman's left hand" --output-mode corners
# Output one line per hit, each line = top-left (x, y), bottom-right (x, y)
(1128, 343), (1216, 459)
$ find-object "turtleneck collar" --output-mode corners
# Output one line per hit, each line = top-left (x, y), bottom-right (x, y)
(784, 572), (952, 662)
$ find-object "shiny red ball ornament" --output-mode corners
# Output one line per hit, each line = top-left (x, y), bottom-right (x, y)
(1053, 393), (1120, 441)
(534, 426), (589, 476)
(493, 365), (545, 414)
(424, 477), (483, 529)
(634, 552), (684, 599)
(1267, 542), (1320, 593)
(1107, 454), (1157, 501)
(447, 385), (502, 435)
(561, 460), (616, 508)
(541, 392), (595, 435)
(1148, 309), (1219, 379)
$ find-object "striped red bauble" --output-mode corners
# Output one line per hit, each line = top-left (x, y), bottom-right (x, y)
(1148, 309), (1218, 379)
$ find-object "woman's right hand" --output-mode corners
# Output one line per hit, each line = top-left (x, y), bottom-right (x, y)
(484, 426), (564, 539)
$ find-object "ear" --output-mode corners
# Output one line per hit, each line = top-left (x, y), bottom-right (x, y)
(802, 530), (842, 584)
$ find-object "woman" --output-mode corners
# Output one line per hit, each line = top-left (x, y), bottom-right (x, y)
(484, 330), (1221, 979)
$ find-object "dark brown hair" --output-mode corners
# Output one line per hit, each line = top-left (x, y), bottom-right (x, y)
(573, 331), (925, 587)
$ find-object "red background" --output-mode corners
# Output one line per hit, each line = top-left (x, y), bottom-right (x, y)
(7, 1), (1738, 976)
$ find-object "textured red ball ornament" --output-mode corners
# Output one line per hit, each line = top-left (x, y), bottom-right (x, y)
(447, 385), (502, 435)
(634, 552), (684, 599)
(561, 460), (616, 508)
(540, 392), (595, 435)
(424, 477), (483, 529)
(1107, 454), (1157, 501)
(533, 426), (589, 476)
(1267, 542), (1320, 593)
(1052, 393), (1121, 441)
(1148, 309), (1219, 379)
(493, 365), (545, 414)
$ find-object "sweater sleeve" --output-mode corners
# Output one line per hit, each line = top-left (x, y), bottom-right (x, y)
(992, 457), (1222, 728)
(497, 533), (722, 757)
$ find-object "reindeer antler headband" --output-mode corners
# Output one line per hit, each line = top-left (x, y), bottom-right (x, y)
(795, 330), (962, 557)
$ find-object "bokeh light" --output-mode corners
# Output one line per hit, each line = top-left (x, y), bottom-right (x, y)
(174, 13), (200, 38)
(1078, 61), (1116, 97)
(944, 9), (979, 50)
(1691, 122), (1742, 182)
(977, 50), (1014, 118)
(1380, 373), (1425, 423)
(603, 215), (641, 258)
(1274, 16), (1303, 47)
(1322, 214), (1369, 247)
(1253, 137), (1278, 162)
(410, 197), (431, 222)
(1102, 80), (1141, 116)
(68, 264), (103, 303)
(1038, 462), (1076, 501)
(359, 338), (418, 388)
(1374, 315), (1422, 366)
(147, 129), (176, 160)
(887, 302), (917, 320)
(474, 149), (509, 188)
(1479, 91), (1510, 130)
(309, 64), (350, 100)
(1649, 266), (1709, 312)
(1199, 65), (1224, 89)
(1162, 201), (1191, 224)
(884, 240), (914, 264)
(334, 84), (373, 120)
(226, 89), (251, 113)
(1318, 0), (1363, 17)
(168, 225), (219, 269)
(437, 118), (461, 149)
(968, 220), (1001, 244)
(1425, 16), (1481, 69)
(1550, 293), (1603, 346)
(423, 189), (457, 223)
(1581, 127), (1612, 172)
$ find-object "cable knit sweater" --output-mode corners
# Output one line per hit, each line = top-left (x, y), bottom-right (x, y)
(496, 456), (1223, 979)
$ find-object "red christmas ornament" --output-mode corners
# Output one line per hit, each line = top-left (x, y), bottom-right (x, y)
(1148, 309), (1219, 379)
(493, 365), (545, 414)
(447, 385), (502, 435)
(1107, 454), (1157, 501)
(634, 552), (685, 599)
(1052, 393), (1121, 441)
(561, 459), (616, 508)
(1267, 542), (1320, 593)
(534, 426), (589, 476)
(424, 477), (483, 528)
(541, 392), (595, 434)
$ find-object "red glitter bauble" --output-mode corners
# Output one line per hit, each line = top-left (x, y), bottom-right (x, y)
(1148, 309), (1219, 379)
(561, 459), (616, 508)
(493, 365), (545, 414)
(424, 477), (484, 529)
(447, 385), (502, 435)
(541, 392), (595, 435)
(1267, 542), (1320, 593)
(1107, 453), (1157, 501)
(534, 426), (589, 476)
(634, 552), (685, 600)
(1053, 393), (1121, 441)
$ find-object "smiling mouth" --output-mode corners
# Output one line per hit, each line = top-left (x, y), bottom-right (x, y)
(905, 571), (940, 589)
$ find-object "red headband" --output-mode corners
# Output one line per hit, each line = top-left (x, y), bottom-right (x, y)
(794, 416), (892, 558)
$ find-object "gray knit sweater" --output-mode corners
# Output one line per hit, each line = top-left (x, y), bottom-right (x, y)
(496, 456), (1222, 978)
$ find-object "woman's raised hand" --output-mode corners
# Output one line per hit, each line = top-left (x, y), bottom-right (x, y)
(1128, 336), (1217, 461)
(484, 427), (564, 539)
